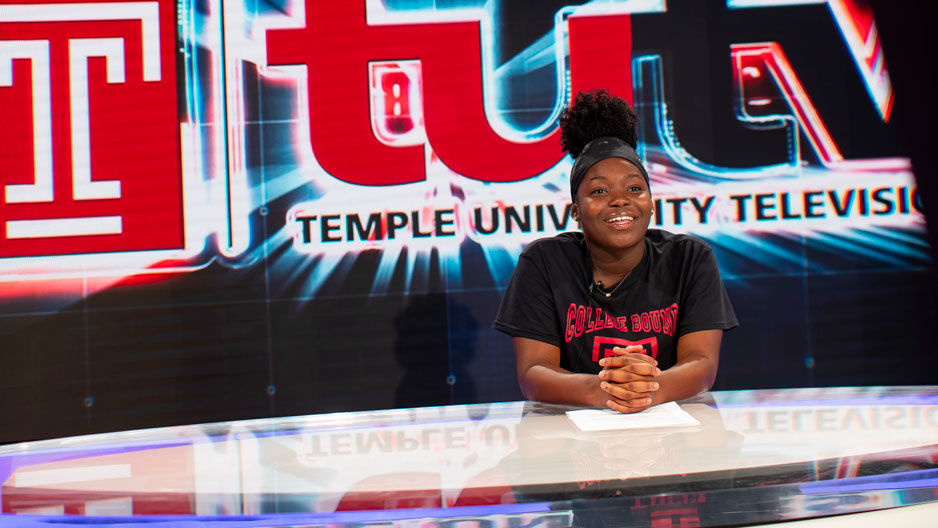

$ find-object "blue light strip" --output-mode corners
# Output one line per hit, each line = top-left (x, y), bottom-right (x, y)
(1, 500), (556, 527)
(727, 0), (825, 8)
(713, 392), (938, 408)
(801, 469), (938, 494)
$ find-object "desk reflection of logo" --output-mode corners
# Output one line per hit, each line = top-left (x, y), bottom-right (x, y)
(0, 0), (181, 258)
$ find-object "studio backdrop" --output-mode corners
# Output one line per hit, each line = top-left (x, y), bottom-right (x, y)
(1, 0), (934, 443)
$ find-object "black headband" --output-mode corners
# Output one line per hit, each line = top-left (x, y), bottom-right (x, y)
(569, 136), (649, 200)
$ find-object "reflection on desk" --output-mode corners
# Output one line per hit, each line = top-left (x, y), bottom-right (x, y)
(2, 386), (937, 527)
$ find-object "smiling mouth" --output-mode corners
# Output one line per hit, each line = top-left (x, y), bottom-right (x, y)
(605, 214), (636, 228)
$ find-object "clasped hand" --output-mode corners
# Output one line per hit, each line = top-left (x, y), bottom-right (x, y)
(597, 345), (660, 413)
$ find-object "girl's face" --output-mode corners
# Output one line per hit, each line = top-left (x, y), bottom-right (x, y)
(572, 157), (652, 253)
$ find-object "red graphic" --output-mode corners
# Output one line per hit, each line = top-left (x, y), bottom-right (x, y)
(732, 42), (842, 165)
(266, 2), (633, 186)
(828, 0), (892, 120)
(591, 336), (658, 363)
(650, 508), (701, 528)
(0, 0), (182, 258)
(369, 61), (425, 147)
(380, 69), (414, 134)
(2, 445), (195, 515)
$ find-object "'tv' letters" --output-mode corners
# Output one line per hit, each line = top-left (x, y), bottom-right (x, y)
(266, 2), (634, 186)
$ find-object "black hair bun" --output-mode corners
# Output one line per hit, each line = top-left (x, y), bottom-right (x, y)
(559, 89), (639, 158)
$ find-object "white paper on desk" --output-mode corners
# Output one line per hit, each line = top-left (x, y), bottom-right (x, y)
(565, 401), (700, 432)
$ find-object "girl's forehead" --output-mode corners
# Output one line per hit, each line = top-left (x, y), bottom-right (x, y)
(587, 157), (644, 176)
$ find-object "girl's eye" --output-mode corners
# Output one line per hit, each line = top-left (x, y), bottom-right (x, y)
(591, 188), (607, 195)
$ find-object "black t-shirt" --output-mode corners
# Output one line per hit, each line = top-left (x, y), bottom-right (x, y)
(493, 230), (738, 373)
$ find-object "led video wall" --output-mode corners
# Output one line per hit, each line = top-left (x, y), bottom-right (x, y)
(1, 0), (933, 443)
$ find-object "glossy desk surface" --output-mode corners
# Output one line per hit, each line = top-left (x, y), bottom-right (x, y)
(2, 386), (938, 527)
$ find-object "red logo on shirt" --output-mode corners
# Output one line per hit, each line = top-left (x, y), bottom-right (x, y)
(565, 303), (679, 343)
(591, 336), (658, 362)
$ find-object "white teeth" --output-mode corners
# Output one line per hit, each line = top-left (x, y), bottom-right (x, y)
(607, 215), (634, 222)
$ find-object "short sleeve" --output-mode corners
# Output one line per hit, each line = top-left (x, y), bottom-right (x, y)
(493, 245), (563, 347)
(675, 242), (738, 336)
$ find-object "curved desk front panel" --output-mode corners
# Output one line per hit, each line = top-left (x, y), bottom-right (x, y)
(2, 386), (937, 526)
